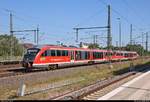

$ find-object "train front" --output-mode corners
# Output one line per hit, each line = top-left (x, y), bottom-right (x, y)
(22, 48), (40, 69)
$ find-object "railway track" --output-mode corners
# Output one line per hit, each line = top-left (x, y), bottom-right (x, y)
(52, 71), (137, 100)
(0, 60), (133, 78)
(0, 64), (21, 69)
(0, 67), (25, 78)
(82, 68), (149, 100)
(52, 64), (150, 100)
(0, 57), (149, 79)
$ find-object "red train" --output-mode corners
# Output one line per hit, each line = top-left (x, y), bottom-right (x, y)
(22, 45), (139, 70)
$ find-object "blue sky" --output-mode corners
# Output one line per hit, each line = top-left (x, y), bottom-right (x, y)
(0, 0), (150, 48)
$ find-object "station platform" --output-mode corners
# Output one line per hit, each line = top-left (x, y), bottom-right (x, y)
(98, 69), (150, 100)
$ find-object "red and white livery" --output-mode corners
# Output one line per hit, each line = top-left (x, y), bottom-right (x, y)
(22, 45), (139, 70)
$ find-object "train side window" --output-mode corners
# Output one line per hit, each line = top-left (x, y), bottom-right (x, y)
(65, 50), (68, 56)
(100, 52), (103, 58)
(57, 50), (61, 56)
(62, 50), (68, 56)
(62, 50), (65, 56)
(93, 52), (103, 59)
(81, 51), (85, 60)
(81, 51), (89, 60)
(47, 50), (51, 56)
(85, 51), (89, 59)
(98, 52), (100, 58)
(117, 53), (121, 56)
(51, 50), (56, 56)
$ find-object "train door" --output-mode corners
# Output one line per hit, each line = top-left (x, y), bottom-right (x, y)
(70, 51), (74, 62)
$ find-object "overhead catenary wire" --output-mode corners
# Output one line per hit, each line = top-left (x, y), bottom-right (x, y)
(74, 8), (106, 28)
(0, 8), (37, 28)
(122, 0), (147, 28)
(0, 8), (39, 40)
(97, 0), (142, 31)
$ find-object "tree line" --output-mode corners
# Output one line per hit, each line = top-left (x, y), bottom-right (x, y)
(0, 35), (149, 57)
(0, 34), (24, 57)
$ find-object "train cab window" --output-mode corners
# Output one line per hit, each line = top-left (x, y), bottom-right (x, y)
(27, 48), (40, 55)
(51, 50), (56, 56)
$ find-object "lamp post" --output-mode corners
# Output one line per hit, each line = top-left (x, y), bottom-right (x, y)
(117, 18), (121, 51)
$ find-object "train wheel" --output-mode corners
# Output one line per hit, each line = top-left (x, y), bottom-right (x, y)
(47, 64), (58, 71)
(47, 65), (52, 71)
(24, 63), (32, 72)
(47, 65), (54, 71)
(88, 61), (95, 65)
(25, 67), (32, 72)
(53, 64), (58, 70)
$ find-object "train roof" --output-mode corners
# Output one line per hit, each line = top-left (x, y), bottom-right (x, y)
(113, 50), (137, 53)
(32, 45), (107, 51)
(31, 45), (137, 53)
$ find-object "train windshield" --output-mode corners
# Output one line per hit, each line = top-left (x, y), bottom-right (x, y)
(27, 48), (40, 55)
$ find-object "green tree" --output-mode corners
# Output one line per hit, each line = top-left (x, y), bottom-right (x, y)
(125, 44), (150, 56)
(88, 43), (100, 49)
(0, 34), (24, 57)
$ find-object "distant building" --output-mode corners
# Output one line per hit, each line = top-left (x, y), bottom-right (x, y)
(22, 43), (34, 49)
(80, 42), (90, 48)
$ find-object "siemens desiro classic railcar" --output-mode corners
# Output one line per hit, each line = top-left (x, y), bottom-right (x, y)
(22, 45), (139, 70)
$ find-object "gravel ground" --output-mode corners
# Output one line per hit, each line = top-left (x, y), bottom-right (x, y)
(0, 63), (107, 88)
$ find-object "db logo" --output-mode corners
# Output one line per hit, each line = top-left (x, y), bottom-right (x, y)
(40, 57), (46, 61)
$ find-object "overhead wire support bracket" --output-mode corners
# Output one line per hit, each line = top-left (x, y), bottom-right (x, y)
(73, 26), (108, 43)
(11, 28), (39, 45)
